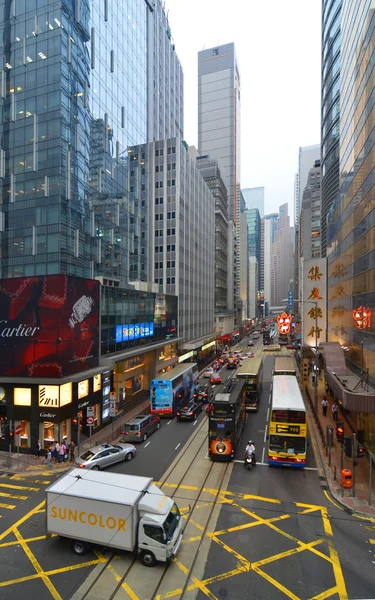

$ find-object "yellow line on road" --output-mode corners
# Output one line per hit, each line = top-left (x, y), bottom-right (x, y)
(214, 513), (290, 536)
(252, 565), (300, 600)
(321, 506), (348, 600)
(0, 482), (39, 492)
(369, 538), (375, 545)
(107, 564), (141, 600)
(0, 534), (53, 548)
(0, 559), (102, 588)
(191, 576), (219, 600)
(0, 502), (16, 509)
(0, 499), (45, 541)
(0, 491), (28, 500)
(323, 490), (343, 511)
(13, 528), (62, 600)
(10, 476), (51, 485)
(309, 586), (338, 600)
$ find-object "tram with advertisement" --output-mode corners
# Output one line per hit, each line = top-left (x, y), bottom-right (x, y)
(237, 358), (263, 411)
(268, 375), (307, 467)
(150, 363), (199, 417)
(208, 379), (246, 461)
(274, 357), (296, 376)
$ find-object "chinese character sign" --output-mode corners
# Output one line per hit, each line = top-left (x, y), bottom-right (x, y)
(302, 258), (327, 347)
(277, 312), (292, 334)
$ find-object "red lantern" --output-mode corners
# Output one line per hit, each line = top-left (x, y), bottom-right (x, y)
(352, 306), (371, 330)
(277, 312), (292, 334)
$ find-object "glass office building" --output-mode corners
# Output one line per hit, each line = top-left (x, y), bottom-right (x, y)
(245, 208), (261, 291)
(321, 0), (341, 257)
(0, 0), (148, 283)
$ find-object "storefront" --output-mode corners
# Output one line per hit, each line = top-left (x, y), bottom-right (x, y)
(179, 335), (216, 367)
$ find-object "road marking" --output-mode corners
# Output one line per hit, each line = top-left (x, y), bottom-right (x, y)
(193, 419), (197, 426)
(0, 491), (28, 501)
(323, 490), (344, 511)
(262, 447), (265, 463)
(0, 483), (39, 492)
(167, 420), (172, 425)
(263, 429), (268, 443)
(175, 443), (181, 450)
(144, 442), (150, 448)
(266, 407), (270, 422)
(0, 502), (16, 510)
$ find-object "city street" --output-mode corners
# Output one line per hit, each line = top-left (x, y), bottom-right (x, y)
(0, 338), (374, 599)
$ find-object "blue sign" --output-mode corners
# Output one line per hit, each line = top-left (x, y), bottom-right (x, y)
(139, 323), (145, 338)
(144, 323), (150, 337)
(116, 325), (123, 343)
(128, 325), (135, 340)
(123, 325), (129, 341)
(134, 324), (140, 339)
(149, 322), (154, 336)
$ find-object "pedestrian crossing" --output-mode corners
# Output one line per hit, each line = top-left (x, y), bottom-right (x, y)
(0, 472), (52, 519)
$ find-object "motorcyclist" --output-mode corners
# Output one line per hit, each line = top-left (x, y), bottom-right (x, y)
(245, 440), (256, 465)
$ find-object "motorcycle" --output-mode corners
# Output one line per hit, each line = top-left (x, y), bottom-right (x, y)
(244, 454), (255, 470)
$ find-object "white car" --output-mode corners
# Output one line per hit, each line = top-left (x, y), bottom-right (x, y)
(75, 443), (136, 470)
(204, 367), (214, 378)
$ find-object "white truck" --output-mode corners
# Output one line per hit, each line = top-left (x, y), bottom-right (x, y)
(45, 468), (184, 567)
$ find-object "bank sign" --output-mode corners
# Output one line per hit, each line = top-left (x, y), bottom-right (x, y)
(0, 275), (100, 377)
(302, 258), (327, 347)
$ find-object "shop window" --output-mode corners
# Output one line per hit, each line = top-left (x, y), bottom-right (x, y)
(16, 420), (30, 448)
(78, 379), (89, 399)
(59, 382), (72, 406)
(14, 388), (31, 406)
(60, 419), (71, 443)
(40, 421), (59, 449)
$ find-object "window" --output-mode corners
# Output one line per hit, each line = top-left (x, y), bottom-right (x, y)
(155, 230), (159, 237)
(155, 198), (159, 205)
(143, 525), (165, 544)
(159, 197), (164, 204)
(155, 182), (159, 189)
(155, 246), (159, 253)
(155, 214), (159, 221)
(167, 228), (175, 235)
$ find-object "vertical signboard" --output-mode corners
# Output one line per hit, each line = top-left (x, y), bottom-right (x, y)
(302, 258), (327, 347)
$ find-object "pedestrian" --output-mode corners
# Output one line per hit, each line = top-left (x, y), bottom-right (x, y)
(50, 441), (56, 463)
(34, 439), (41, 459)
(55, 440), (60, 463)
(58, 441), (65, 463)
(311, 374), (315, 385)
(332, 402), (339, 422)
(44, 449), (52, 469)
(321, 397), (329, 417)
(69, 441), (75, 463)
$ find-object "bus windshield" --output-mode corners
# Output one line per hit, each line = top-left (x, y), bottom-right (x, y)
(269, 435), (306, 454)
(271, 410), (306, 424)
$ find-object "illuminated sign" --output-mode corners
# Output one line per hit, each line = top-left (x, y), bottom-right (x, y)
(353, 306), (371, 330)
(178, 351), (194, 362)
(78, 379), (89, 399)
(93, 374), (101, 392)
(14, 388), (31, 406)
(276, 312), (292, 334)
(59, 382), (72, 406)
(302, 258), (327, 346)
(38, 385), (59, 407)
(202, 341), (216, 351)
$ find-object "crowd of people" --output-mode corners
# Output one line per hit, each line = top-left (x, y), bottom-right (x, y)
(34, 438), (76, 468)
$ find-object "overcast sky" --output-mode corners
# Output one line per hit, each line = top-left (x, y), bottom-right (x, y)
(166, 0), (321, 223)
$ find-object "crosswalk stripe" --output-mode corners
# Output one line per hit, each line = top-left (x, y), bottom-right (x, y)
(10, 477), (51, 485)
(0, 483), (39, 492)
(0, 492), (28, 501)
(0, 502), (16, 510)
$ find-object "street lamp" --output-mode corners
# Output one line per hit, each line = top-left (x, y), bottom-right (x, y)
(282, 298), (319, 413)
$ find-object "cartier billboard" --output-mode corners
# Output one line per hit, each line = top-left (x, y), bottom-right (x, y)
(0, 275), (100, 377)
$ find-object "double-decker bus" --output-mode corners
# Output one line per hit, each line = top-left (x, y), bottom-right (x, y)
(274, 357), (296, 376)
(150, 363), (198, 417)
(237, 358), (263, 411)
(268, 375), (307, 467)
(209, 379), (246, 461)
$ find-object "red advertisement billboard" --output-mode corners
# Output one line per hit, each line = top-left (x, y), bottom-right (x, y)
(0, 275), (100, 377)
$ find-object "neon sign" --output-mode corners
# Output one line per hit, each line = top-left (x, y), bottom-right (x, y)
(352, 306), (371, 330)
(277, 312), (292, 334)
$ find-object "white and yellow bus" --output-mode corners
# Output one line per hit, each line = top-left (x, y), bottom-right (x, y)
(268, 375), (307, 468)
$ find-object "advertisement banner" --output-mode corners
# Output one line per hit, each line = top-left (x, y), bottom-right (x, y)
(150, 380), (172, 413)
(302, 258), (327, 347)
(0, 275), (100, 377)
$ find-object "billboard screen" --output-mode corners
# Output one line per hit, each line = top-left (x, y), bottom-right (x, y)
(0, 275), (100, 377)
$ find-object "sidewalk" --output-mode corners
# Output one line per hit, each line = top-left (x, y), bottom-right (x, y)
(304, 373), (375, 518)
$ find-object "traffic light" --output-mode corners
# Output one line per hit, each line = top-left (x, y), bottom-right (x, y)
(336, 421), (344, 443)
(357, 443), (365, 458)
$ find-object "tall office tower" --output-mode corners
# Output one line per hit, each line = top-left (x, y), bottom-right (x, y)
(321, 0), (341, 257)
(262, 214), (279, 308)
(149, 140), (215, 343)
(198, 43), (241, 322)
(239, 211), (249, 320)
(196, 156), (234, 334)
(327, 0), (375, 397)
(295, 145), (321, 224)
(272, 204), (294, 305)
(300, 160), (321, 260)
(147, 0), (184, 142)
(245, 209), (261, 292)
(248, 256), (258, 320)
(242, 187), (265, 218)
(260, 220), (265, 292)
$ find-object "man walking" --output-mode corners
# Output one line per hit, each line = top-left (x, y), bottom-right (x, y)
(332, 402), (339, 422)
(69, 441), (75, 463)
(321, 397), (329, 417)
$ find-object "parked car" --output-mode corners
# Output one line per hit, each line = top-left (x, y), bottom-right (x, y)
(287, 344), (295, 350)
(177, 401), (203, 421)
(75, 443), (136, 470)
(194, 385), (214, 403)
(122, 414), (161, 442)
(210, 372), (222, 385)
(248, 340), (255, 347)
(204, 368), (214, 378)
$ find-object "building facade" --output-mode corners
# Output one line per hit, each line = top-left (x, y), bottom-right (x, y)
(245, 209), (261, 291)
(239, 211), (249, 320)
(248, 256), (258, 320)
(148, 139), (215, 347)
(272, 204), (294, 305)
(327, 0), (375, 441)
(262, 213), (279, 308)
(300, 160), (322, 260)
(242, 187), (264, 218)
(321, 0), (341, 257)
(198, 43), (241, 322)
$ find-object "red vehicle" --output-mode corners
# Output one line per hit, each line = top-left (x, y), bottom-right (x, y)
(210, 373), (222, 385)
(248, 341), (255, 347)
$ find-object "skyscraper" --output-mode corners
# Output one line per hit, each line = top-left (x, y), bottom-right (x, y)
(272, 204), (293, 305)
(321, 0), (341, 257)
(300, 160), (321, 260)
(245, 209), (261, 291)
(198, 43), (241, 321)
(242, 187), (265, 218)
(295, 145), (321, 224)
(262, 213), (279, 308)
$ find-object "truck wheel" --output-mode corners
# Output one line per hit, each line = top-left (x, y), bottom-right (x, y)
(140, 550), (157, 567)
(73, 540), (89, 555)
(125, 452), (133, 461)
(92, 465), (100, 471)
(143, 433), (147, 442)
